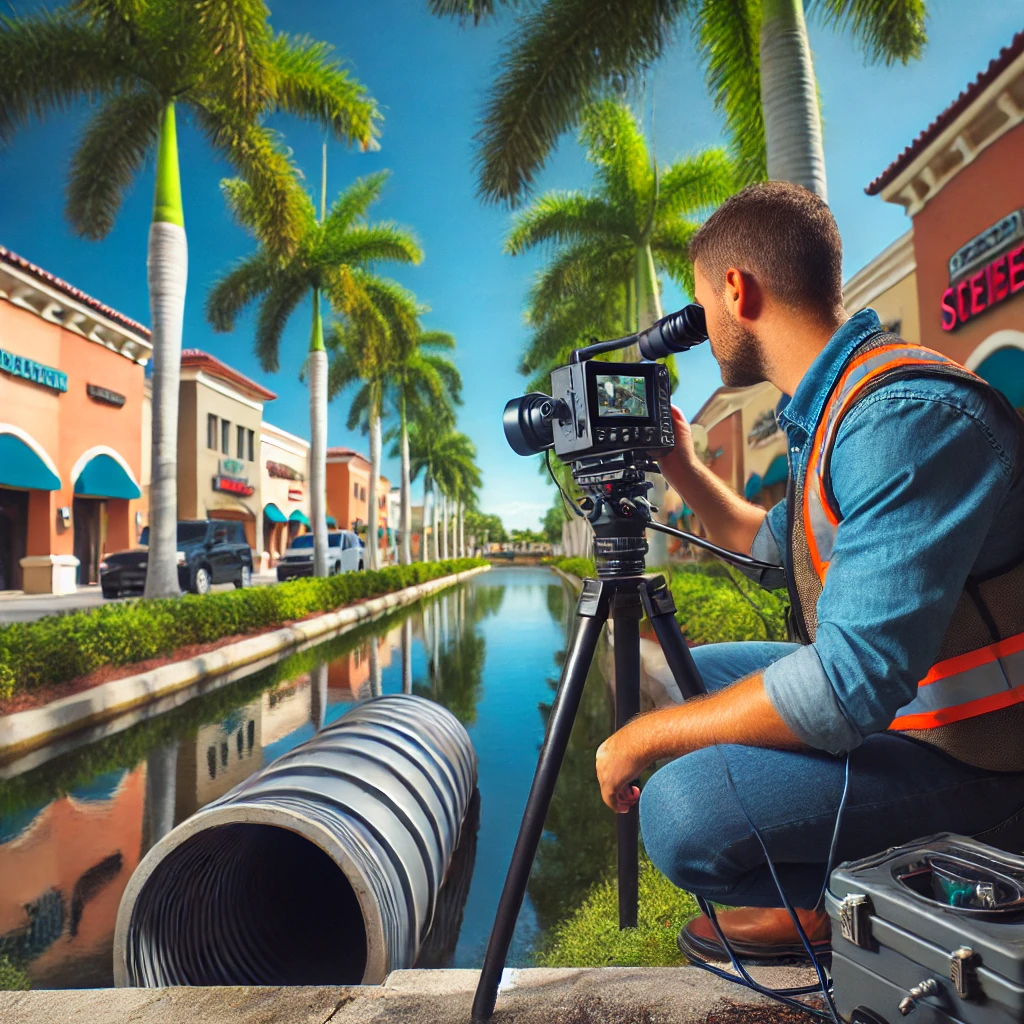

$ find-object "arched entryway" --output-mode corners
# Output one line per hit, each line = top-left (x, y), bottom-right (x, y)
(966, 330), (1024, 413)
(71, 446), (141, 584)
(0, 426), (61, 591)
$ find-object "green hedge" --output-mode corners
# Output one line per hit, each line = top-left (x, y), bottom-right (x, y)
(546, 557), (788, 644)
(0, 559), (485, 700)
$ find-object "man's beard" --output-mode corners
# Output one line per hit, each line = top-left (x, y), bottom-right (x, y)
(711, 313), (768, 387)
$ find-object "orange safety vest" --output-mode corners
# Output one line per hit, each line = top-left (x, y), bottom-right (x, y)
(788, 332), (1024, 771)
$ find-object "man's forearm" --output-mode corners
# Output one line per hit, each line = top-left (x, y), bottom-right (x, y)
(661, 452), (767, 554)
(596, 675), (806, 811)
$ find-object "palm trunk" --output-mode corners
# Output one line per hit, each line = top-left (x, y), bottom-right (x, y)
(310, 662), (327, 731)
(459, 500), (465, 557)
(402, 617), (413, 694)
(369, 636), (381, 697)
(144, 103), (186, 599)
(142, 741), (178, 854)
(367, 408), (381, 570)
(309, 290), (329, 577)
(441, 493), (450, 560)
(760, 0), (827, 199)
(432, 482), (440, 560)
(638, 243), (670, 567)
(400, 397), (412, 566)
(421, 470), (431, 562)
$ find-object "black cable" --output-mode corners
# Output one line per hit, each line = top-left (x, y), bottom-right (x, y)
(684, 748), (850, 1023)
(545, 450), (585, 519)
(645, 520), (782, 572)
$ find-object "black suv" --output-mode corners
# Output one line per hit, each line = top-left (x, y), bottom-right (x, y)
(99, 520), (254, 597)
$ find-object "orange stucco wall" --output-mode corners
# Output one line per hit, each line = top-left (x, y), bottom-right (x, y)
(912, 122), (1024, 362)
(0, 300), (146, 558)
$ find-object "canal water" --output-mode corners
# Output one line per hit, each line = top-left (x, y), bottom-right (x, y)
(0, 567), (617, 989)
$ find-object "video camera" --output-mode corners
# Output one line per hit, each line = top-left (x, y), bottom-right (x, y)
(502, 304), (708, 490)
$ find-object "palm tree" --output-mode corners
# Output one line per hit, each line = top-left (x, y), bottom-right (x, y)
(408, 417), (449, 562)
(430, 0), (927, 203)
(508, 101), (734, 340)
(326, 281), (420, 570)
(385, 323), (462, 565)
(409, 423), (479, 561)
(436, 432), (481, 560)
(0, 0), (379, 597)
(207, 172), (421, 577)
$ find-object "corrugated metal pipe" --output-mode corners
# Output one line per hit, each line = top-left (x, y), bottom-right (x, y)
(113, 694), (477, 986)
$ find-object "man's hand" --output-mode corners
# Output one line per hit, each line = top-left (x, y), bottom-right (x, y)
(595, 725), (647, 813)
(654, 406), (699, 474)
(595, 675), (807, 813)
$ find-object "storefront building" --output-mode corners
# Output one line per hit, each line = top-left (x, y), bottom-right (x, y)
(325, 446), (390, 549)
(259, 421), (311, 568)
(863, 30), (1024, 406)
(0, 246), (150, 593)
(176, 350), (276, 553)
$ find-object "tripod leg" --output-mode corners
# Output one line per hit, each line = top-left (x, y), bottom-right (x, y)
(471, 584), (609, 1023)
(612, 590), (643, 930)
(640, 576), (706, 698)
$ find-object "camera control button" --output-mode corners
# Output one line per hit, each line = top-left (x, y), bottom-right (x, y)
(595, 428), (607, 442)
(609, 430), (618, 442)
(643, 427), (655, 441)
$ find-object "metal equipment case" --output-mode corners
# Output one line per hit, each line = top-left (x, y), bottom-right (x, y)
(827, 834), (1024, 1023)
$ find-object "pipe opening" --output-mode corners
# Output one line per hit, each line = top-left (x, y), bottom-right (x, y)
(127, 822), (367, 985)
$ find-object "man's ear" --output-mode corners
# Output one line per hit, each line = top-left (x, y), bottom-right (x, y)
(724, 267), (763, 323)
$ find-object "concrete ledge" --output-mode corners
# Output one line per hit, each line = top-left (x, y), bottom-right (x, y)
(0, 966), (821, 1022)
(0, 566), (490, 761)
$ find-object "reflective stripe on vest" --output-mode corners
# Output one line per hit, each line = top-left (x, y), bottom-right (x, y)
(800, 341), (1024, 732)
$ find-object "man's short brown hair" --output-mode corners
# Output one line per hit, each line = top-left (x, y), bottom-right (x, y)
(689, 182), (844, 318)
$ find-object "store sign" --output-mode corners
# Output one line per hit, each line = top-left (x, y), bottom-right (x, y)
(267, 459), (304, 482)
(948, 210), (1024, 282)
(213, 475), (255, 497)
(220, 458), (246, 477)
(0, 348), (68, 392)
(86, 383), (126, 407)
(287, 486), (303, 502)
(941, 242), (1024, 332)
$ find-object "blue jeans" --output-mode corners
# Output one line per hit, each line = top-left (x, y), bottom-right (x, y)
(639, 642), (1024, 909)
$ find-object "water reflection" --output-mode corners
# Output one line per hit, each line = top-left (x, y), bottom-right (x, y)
(0, 568), (613, 987)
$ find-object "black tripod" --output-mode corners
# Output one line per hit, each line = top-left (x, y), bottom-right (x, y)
(471, 486), (708, 1022)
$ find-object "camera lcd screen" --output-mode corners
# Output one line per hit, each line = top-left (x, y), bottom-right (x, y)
(595, 374), (648, 419)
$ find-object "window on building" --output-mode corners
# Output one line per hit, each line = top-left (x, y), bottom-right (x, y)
(236, 424), (245, 459)
(221, 419), (230, 455)
(359, 486), (366, 501)
(353, 482), (359, 498)
(207, 414), (218, 450)
(247, 429), (255, 462)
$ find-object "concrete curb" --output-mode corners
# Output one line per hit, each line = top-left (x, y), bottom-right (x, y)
(0, 967), (820, 1022)
(0, 565), (490, 761)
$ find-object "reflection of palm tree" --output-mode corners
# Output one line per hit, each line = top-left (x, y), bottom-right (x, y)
(142, 742), (178, 854)
(309, 663), (328, 730)
(402, 618), (413, 695)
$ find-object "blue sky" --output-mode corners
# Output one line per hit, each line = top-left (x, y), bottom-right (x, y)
(1, 2), (1021, 529)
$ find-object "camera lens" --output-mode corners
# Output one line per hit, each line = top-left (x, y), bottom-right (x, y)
(503, 393), (556, 456)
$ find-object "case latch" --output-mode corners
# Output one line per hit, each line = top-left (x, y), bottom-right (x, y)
(950, 946), (979, 999)
(839, 893), (873, 949)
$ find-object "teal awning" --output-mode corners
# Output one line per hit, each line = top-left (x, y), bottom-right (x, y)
(0, 433), (60, 491)
(289, 509), (310, 526)
(761, 453), (789, 488)
(264, 502), (287, 523)
(744, 473), (762, 500)
(326, 516), (337, 527)
(75, 453), (140, 500)
(975, 347), (1024, 408)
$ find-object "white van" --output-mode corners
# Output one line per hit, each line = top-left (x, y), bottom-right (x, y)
(276, 530), (364, 581)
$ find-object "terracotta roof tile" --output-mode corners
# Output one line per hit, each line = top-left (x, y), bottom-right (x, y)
(181, 348), (277, 401)
(866, 31), (1024, 196)
(0, 244), (151, 339)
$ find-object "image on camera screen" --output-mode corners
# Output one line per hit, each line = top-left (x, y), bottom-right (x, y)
(596, 374), (648, 419)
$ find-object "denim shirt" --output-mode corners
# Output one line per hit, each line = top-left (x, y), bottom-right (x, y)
(751, 309), (1024, 754)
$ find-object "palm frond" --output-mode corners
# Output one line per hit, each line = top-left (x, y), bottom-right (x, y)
(657, 147), (737, 219)
(254, 272), (308, 372)
(417, 330), (456, 352)
(474, 0), (689, 205)
(220, 175), (317, 241)
(320, 223), (423, 269)
(205, 249), (280, 332)
(504, 192), (622, 255)
(527, 237), (632, 322)
(324, 170), (390, 233)
(265, 32), (380, 148)
(65, 88), (161, 240)
(651, 220), (700, 297)
(578, 99), (652, 218)
(0, 12), (133, 146)
(694, 0), (766, 186)
(193, 0), (272, 116)
(809, 0), (927, 66)
(192, 103), (308, 254)
(426, 0), (517, 26)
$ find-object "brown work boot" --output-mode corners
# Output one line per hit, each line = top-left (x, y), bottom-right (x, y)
(678, 906), (831, 966)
